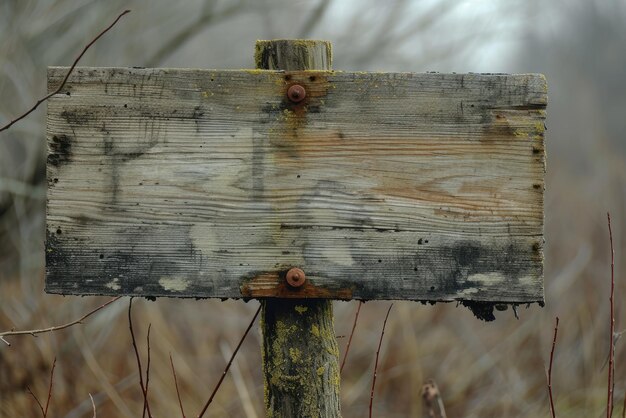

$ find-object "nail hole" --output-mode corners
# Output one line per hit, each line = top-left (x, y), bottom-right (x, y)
(309, 75), (316, 82)
(56, 228), (62, 235)
(378, 259), (382, 263)
(99, 254), (104, 259)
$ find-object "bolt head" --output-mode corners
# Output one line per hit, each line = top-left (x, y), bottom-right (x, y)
(286, 268), (306, 288)
(287, 84), (306, 103)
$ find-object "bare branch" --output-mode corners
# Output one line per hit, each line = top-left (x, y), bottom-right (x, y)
(197, 304), (261, 418)
(369, 303), (393, 418)
(128, 298), (153, 418)
(169, 353), (187, 418)
(340, 300), (363, 374)
(547, 316), (559, 418)
(607, 212), (615, 418)
(26, 385), (46, 418)
(44, 357), (56, 417)
(0, 296), (121, 343)
(142, 324), (152, 418)
(0, 10), (131, 133)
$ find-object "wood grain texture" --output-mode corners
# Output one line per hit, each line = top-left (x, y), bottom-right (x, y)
(45, 66), (547, 302)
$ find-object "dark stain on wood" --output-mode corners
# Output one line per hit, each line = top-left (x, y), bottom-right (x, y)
(47, 134), (72, 167)
(61, 109), (91, 126)
(346, 239), (541, 302)
(46, 225), (210, 297)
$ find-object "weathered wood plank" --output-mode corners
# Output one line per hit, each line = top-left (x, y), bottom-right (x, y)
(45, 66), (546, 302)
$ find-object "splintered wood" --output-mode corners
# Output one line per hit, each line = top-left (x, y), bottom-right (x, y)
(45, 67), (546, 302)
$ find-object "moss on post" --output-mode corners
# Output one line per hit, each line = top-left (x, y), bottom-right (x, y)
(262, 300), (340, 417)
(256, 39), (341, 417)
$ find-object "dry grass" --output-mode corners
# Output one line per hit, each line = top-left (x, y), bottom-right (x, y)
(1, 1), (625, 417)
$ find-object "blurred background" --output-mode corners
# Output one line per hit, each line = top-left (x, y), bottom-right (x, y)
(0, 0), (624, 416)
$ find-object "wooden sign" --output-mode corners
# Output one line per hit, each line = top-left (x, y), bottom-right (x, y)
(46, 66), (546, 302)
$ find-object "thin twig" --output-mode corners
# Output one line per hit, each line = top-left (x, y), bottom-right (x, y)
(197, 305), (261, 418)
(0, 297), (121, 345)
(169, 353), (187, 418)
(607, 212), (615, 418)
(547, 316), (559, 418)
(26, 386), (45, 417)
(341, 301), (363, 374)
(89, 393), (97, 418)
(142, 324), (152, 418)
(0, 9), (131, 133)
(128, 298), (153, 418)
(369, 304), (393, 418)
(44, 357), (56, 417)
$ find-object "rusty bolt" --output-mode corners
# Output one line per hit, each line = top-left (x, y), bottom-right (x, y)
(287, 84), (306, 103)
(286, 267), (306, 288)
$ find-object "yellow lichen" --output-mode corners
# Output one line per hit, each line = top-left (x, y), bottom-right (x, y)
(262, 301), (340, 416)
(535, 122), (545, 133)
(289, 347), (301, 363)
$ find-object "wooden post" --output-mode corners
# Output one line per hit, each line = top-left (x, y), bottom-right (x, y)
(255, 40), (341, 418)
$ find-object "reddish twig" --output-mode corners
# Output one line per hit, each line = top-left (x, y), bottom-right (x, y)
(369, 303), (393, 418)
(26, 386), (45, 417)
(607, 212), (615, 418)
(0, 9), (131, 133)
(44, 357), (56, 417)
(341, 301), (363, 374)
(0, 297), (121, 345)
(26, 357), (56, 418)
(89, 393), (97, 418)
(197, 305), (261, 418)
(128, 298), (153, 418)
(142, 324), (152, 418)
(169, 353), (187, 418)
(547, 317), (559, 418)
